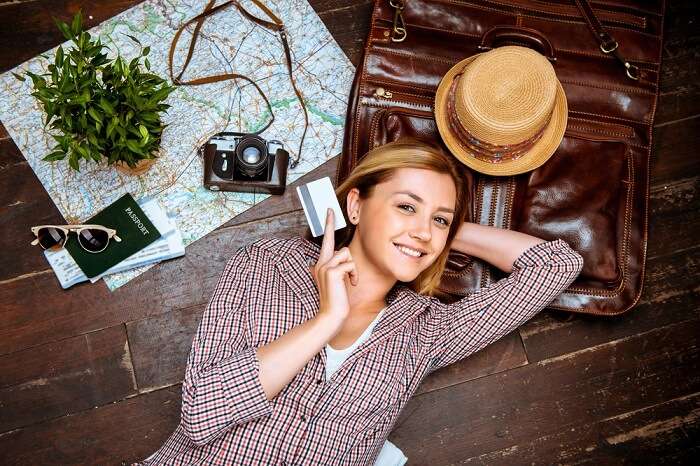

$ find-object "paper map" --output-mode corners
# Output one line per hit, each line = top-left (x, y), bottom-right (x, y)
(0, 0), (354, 290)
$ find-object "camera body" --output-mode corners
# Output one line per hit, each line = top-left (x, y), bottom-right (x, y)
(202, 132), (289, 195)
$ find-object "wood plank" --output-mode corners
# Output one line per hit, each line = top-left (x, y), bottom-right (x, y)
(0, 324), (137, 433)
(646, 176), (699, 260)
(416, 331), (527, 396)
(654, 0), (700, 125)
(126, 305), (202, 392)
(457, 392), (700, 464)
(0, 0), (367, 72)
(388, 317), (700, 464)
(316, 0), (373, 67)
(651, 116), (700, 186)
(0, 160), (66, 281)
(0, 1), (142, 73)
(0, 384), (182, 466)
(127, 301), (527, 394)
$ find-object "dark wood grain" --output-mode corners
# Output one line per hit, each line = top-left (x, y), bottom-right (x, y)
(0, 0), (697, 464)
(0, 384), (181, 466)
(456, 392), (700, 464)
(0, 325), (137, 433)
(389, 317), (700, 464)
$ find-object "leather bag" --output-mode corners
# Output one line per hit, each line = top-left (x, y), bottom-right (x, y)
(336, 0), (666, 316)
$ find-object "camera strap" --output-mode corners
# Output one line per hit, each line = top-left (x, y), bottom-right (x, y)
(168, 0), (309, 169)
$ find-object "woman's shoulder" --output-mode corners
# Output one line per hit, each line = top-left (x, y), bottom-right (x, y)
(243, 235), (315, 263)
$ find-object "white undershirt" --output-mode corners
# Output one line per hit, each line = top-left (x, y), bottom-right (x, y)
(324, 307), (408, 466)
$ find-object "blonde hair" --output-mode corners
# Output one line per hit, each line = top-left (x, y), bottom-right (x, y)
(306, 138), (469, 297)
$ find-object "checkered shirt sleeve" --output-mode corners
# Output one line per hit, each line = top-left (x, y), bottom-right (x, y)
(180, 245), (273, 446)
(428, 239), (584, 372)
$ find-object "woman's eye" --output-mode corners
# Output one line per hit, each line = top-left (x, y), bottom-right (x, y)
(399, 204), (450, 227)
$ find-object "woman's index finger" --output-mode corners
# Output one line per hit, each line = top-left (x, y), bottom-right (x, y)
(319, 208), (335, 263)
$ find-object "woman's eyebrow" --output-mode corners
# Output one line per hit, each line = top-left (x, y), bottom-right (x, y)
(392, 191), (455, 214)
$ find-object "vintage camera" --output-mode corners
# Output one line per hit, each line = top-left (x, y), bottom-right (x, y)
(202, 132), (289, 195)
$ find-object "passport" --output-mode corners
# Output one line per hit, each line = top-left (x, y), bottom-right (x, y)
(64, 193), (161, 278)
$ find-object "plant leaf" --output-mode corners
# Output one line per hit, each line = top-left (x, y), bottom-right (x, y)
(54, 18), (74, 41)
(70, 10), (83, 36)
(122, 33), (141, 46)
(43, 150), (66, 162)
(125, 139), (145, 155)
(12, 72), (25, 82)
(68, 151), (80, 171)
(87, 107), (103, 124)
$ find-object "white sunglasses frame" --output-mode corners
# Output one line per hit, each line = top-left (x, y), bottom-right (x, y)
(30, 224), (122, 253)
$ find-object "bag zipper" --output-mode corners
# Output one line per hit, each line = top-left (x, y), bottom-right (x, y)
(361, 95), (433, 113)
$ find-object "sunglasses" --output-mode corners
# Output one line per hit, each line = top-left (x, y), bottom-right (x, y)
(30, 224), (122, 254)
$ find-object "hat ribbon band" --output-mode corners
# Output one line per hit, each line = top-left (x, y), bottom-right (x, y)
(446, 76), (551, 164)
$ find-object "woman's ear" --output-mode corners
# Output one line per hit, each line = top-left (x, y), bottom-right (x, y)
(346, 188), (361, 225)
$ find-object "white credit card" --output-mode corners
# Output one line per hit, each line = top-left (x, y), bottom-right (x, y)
(296, 176), (346, 237)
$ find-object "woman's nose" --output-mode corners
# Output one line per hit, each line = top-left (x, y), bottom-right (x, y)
(409, 216), (432, 241)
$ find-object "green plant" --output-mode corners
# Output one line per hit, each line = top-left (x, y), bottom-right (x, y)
(13, 10), (175, 172)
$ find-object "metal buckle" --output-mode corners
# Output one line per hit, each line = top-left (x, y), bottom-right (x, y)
(625, 62), (640, 81)
(389, 0), (407, 42)
(600, 40), (618, 54)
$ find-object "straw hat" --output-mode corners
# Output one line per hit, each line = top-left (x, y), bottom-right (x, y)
(434, 46), (568, 176)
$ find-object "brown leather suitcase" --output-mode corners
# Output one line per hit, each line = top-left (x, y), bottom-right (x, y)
(336, 0), (666, 316)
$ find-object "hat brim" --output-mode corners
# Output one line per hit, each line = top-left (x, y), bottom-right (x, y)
(434, 54), (568, 177)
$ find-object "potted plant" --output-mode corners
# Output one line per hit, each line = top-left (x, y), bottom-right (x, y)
(13, 10), (175, 175)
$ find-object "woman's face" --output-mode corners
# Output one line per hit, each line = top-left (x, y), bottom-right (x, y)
(348, 167), (457, 283)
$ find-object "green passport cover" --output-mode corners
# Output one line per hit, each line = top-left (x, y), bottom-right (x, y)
(64, 193), (161, 278)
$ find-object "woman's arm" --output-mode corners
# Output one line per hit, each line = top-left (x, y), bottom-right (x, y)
(257, 312), (341, 400)
(427, 225), (584, 372)
(451, 221), (547, 272)
(182, 243), (342, 447)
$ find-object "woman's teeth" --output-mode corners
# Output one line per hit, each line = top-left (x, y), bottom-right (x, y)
(394, 243), (423, 258)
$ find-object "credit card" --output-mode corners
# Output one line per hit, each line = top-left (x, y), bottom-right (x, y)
(296, 176), (347, 237)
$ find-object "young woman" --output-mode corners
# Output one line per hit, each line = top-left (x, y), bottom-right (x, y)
(137, 138), (583, 465)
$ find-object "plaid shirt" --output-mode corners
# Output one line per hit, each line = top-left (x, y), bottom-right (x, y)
(136, 235), (583, 465)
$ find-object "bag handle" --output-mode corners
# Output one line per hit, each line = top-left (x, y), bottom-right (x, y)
(477, 25), (557, 62)
(573, 0), (640, 81)
(169, 0), (308, 168)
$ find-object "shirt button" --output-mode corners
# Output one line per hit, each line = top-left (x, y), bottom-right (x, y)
(316, 378), (322, 384)
(300, 414), (306, 422)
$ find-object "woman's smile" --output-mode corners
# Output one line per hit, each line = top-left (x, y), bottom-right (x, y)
(393, 242), (426, 260)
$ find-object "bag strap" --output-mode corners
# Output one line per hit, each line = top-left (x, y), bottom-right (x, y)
(169, 0), (308, 168)
(573, 0), (640, 81)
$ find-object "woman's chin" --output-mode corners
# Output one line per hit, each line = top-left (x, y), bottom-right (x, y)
(390, 267), (422, 283)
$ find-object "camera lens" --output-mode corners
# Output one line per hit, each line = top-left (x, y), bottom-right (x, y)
(235, 136), (268, 178)
(242, 146), (262, 164)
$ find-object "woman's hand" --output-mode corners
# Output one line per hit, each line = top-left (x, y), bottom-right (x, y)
(311, 209), (358, 328)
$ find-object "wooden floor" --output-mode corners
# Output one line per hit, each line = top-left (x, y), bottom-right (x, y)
(1, 1), (698, 464)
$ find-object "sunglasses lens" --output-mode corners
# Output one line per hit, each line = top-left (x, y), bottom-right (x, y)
(37, 227), (67, 250)
(78, 228), (110, 253)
